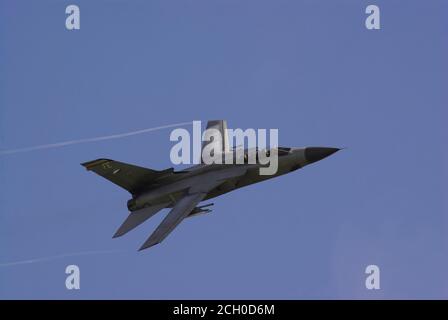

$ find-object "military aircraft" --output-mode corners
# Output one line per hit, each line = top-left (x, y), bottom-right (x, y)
(81, 120), (339, 251)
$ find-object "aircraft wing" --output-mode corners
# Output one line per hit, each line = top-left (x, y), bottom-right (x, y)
(139, 167), (247, 250)
(81, 158), (173, 195)
(139, 192), (207, 250)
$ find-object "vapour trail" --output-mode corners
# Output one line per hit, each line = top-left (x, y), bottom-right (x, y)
(0, 250), (122, 267)
(0, 121), (192, 155)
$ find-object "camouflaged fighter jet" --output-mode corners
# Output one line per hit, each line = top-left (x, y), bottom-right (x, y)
(81, 120), (339, 251)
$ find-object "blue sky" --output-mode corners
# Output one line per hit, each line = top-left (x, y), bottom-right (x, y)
(0, 0), (447, 299)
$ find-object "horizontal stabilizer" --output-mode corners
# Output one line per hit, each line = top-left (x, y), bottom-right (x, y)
(136, 168), (247, 251)
(113, 203), (168, 238)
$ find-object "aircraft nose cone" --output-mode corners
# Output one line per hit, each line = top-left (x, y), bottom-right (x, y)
(305, 147), (339, 164)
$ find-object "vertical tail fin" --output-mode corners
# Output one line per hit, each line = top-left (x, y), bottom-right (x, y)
(201, 120), (230, 163)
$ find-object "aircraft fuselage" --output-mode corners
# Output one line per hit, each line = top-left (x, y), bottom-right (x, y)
(128, 147), (312, 211)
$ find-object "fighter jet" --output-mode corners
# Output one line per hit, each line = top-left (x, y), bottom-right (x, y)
(81, 120), (339, 251)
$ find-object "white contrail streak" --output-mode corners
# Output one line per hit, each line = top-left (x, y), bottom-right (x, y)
(0, 123), (191, 265)
(0, 121), (192, 155)
(0, 250), (121, 267)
